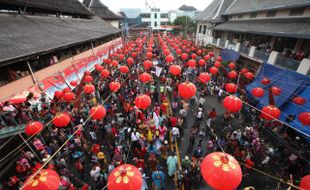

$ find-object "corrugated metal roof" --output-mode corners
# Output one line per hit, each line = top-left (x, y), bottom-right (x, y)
(224, 0), (310, 15)
(0, 15), (119, 64)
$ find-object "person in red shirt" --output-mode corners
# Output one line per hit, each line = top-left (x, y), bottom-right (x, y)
(209, 108), (217, 120)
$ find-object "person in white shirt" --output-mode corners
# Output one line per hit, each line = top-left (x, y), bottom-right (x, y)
(90, 165), (101, 181)
(2, 102), (15, 112)
(171, 126), (180, 143)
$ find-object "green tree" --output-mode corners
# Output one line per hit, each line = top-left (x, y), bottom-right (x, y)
(173, 16), (196, 33)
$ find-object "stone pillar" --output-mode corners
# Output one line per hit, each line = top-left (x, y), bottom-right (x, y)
(235, 43), (241, 52)
(297, 58), (310, 75)
(217, 38), (220, 46)
(267, 51), (279, 65)
(249, 46), (256, 57)
(225, 40), (229, 48)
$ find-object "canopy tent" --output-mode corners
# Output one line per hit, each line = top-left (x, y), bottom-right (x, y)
(220, 48), (240, 62)
(246, 63), (310, 141)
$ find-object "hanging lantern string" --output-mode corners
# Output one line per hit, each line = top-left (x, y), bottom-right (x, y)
(162, 37), (303, 189)
(0, 88), (88, 165)
(21, 60), (142, 189)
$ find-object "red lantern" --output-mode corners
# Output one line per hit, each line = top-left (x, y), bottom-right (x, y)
(244, 72), (254, 80)
(228, 71), (238, 79)
(119, 54), (125, 60)
(252, 87), (264, 97)
(135, 94), (152, 110)
(240, 68), (248, 75)
(165, 55), (174, 63)
(139, 73), (152, 83)
(63, 92), (75, 102)
(228, 62), (235, 69)
(201, 152), (242, 190)
(23, 169), (60, 190)
(131, 52), (137, 58)
(101, 69), (110, 78)
(178, 82), (197, 99)
(53, 112), (71, 127)
(271, 86), (282, 96)
(209, 52), (214, 57)
(300, 175), (310, 190)
(127, 57), (134, 65)
(90, 105), (107, 120)
(260, 105), (281, 120)
(143, 60), (152, 70)
(96, 65), (103, 72)
(198, 59), (206, 67)
(107, 164), (142, 190)
(204, 55), (210, 61)
(261, 77), (271, 85)
(225, 83), (237, 94)
(54, 91), (63, 99)
(216, 56), (222, 61)
(223, 96), (242, 112)
(84, 71), (91, 75)
(109, 82), (121, 92)
(298, 112), (310, 126)
(169, 65), (181, 76)
(146, 52), (153, 59)
(181, 53), (188, 60)
(25, 121), (43, 136)
(163, 49), (170, 56)
(85, 75), (93, 83)
(199, 73), (211, 83)
(111, 60), (119, 67)
(214, 61), (222, 68)
(209, 67), (218, 75)
(70, 80), (78, 87)
(197, 49), (202, 55)
(292, 96), (306, 105)
(83, 84), (95, 94)
(62, 87), (71, 93)
(187, 59), (196, 68)
(176, 49), (182, 55)
(191, 53), (197, 59)
(119, 66), (129, 74)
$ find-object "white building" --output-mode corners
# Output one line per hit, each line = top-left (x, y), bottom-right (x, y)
(140, 8), (169, 30)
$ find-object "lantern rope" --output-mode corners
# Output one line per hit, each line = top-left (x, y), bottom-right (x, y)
(166, 46), (304, 189)
(20, 60), (142, 189)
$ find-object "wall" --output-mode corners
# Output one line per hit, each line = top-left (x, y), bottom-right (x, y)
(0, 38), (122, 101)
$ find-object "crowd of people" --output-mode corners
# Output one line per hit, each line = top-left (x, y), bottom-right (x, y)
(0, 33), (308, 190)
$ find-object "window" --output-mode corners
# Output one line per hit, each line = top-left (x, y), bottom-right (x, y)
(154, 13), (157, 19)
(249, 12), (257, 18)
(154, 22), (157, 27)
(160, 13), (168, 18)
(237, 14), (243, 19)
(199, 25), (202, 33)
(140, 13), (151, 18)
(289, 7), (304, 16)
(266, 10), (277, 17)
(161, 22), (167, 26)
(203, 25), (207, 34)
(228, 15), (233, 20)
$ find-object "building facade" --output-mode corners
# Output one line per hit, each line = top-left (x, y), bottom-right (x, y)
(196, 0), (310, 75)
(140, 8), (169, 30)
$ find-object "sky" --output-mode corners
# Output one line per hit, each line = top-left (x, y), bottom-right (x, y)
(81, 0), (213, 13)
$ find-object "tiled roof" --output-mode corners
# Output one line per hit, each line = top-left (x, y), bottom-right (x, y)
(88, 0), (122, 20)
(0, 0), (92, 16)
(0, 14), (119, 64)
(179, 5), (197, 11)
(224, 0), (310, 15)
(214, 19), (310, 39)
(197, 0), (235, 23)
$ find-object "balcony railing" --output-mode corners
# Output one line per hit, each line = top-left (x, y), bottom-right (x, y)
(254, 49), (270, 62)
(0, 112), (25, 139)
(275, 55), (301, 71)
(227, 42), (236, 50)
(240, 46), (250, 55)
